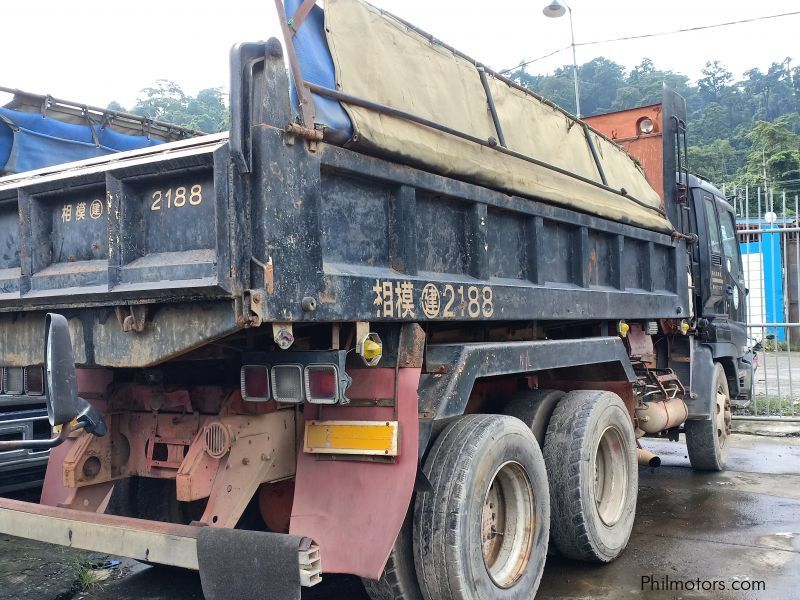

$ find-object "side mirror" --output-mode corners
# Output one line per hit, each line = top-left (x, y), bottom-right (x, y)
(0, 313), (106, 452)
(45, 313), (107, 435)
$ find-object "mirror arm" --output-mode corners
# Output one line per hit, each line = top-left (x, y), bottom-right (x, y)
(0, 420), (85, 452)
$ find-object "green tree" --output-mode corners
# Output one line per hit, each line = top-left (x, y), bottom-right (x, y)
(697, 61), (733, 105)
(130, 81), (229, 133)
(687, 139), (738, 183)
(692, 103), (732, 146)
(576, 57), (625, 115)
(132, 80), (187, 121)
(739, 115), (800, 191)
(610, 59), (694, 111)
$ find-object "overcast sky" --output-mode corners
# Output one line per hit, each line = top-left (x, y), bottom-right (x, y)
(1, 1), (798, 110)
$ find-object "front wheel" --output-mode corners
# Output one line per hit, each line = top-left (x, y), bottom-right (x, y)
(686, 363), (732, 471)
(414, 415), (549, 600)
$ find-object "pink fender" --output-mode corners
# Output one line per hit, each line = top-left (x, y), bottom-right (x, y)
(290, 367), (420, 579)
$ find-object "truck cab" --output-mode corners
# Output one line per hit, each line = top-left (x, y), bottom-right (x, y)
(688, 175), (753, 402)
(585, 96), (753, 411)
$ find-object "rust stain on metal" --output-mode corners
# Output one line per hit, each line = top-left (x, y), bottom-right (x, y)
(265, 257), (274, 294)
(588, 247), (598, 275)
(319, 278), (337, 304)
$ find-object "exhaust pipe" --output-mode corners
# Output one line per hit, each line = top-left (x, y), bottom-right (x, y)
(637, 448), (661, 468)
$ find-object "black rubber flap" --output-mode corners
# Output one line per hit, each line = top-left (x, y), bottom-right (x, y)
(197, 528), (305, 600)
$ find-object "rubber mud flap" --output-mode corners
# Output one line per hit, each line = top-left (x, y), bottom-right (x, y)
(197, 528), (307, 600)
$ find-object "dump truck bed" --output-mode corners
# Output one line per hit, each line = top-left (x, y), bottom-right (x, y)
(0, 39), (689, 369)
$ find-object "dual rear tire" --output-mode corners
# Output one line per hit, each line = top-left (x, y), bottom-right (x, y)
(365, 415), (549, 600)
(414, 415), (549, 600)
(363, 390), (637, 600)
(543, 390), (637, 562)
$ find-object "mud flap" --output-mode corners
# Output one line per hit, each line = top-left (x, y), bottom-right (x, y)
(197, 528), (319, 600)
(687, 343), (716, 419)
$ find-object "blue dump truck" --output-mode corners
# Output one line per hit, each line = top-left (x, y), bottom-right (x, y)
(0, 88), (196, 491)
(0, 0), (752, 598)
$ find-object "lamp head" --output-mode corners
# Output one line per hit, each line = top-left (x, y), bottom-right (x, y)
(543, 0), (567, 18)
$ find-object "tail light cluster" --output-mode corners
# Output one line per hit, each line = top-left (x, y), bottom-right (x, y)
(0, 366), (44, 396)
(241, 362), (350, 405)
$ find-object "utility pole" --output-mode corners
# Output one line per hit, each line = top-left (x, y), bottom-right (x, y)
(543, 0), (581, 118)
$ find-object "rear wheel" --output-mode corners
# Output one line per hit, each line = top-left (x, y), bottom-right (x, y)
(544, 390), (637, 563)
(686, 363), (731, 471)
(414, 415), (549, 600)
(503, 389), (565, 447)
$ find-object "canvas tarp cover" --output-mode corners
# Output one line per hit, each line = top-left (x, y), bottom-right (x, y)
(320, 0), (672, 233)
(0, 106), (163, 175)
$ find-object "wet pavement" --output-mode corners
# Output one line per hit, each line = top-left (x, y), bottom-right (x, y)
(0, 433), (798, 599)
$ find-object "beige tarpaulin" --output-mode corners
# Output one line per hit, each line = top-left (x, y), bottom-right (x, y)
(322, 0), (674, 233)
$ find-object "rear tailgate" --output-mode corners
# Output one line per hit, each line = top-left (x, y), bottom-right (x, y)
(0, 133), (235, 309)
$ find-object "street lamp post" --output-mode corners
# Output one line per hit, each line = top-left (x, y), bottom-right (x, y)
(543, 0), (581, 118)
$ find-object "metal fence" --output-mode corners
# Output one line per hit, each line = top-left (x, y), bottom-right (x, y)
(728, 184), (800, 418)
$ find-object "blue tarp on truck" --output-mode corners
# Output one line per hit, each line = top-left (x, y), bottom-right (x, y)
(0, 89), (198, 175)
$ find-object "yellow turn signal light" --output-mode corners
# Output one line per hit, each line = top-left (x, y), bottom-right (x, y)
(679, 320), (690, 335)
(617, 320), (630, 337)
(357, 332), (383, 366)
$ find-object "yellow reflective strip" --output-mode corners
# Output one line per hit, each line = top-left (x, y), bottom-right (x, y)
(304, 420), (399, 456)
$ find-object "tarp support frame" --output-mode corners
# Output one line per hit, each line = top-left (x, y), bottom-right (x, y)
(478, 67), (507, 148)
(289, 0), (319, 36)
(582, 122), (608, 186)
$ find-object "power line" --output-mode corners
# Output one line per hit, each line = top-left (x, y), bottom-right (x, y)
(499, 45), (570, 74)
(503, 10), (800, 74)
(577, 10), (800, 48)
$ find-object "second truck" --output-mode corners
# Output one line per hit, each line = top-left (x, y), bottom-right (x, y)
(0, 0), (752, 599)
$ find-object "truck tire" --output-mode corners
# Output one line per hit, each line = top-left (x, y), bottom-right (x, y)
(362, 509), (423, 600)
(503, 389), (565, 447)
(543, 390), (637, 563)
(413, 415), (549, 600)
(685, 363), (731, 471)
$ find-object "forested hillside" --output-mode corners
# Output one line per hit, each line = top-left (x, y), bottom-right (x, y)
(507, 58), (800, 193)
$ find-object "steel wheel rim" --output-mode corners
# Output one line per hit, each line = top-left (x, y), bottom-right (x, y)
(481, 461), (535, 589)
(593, 426), (628, 527)
(716, 383), (732, 448)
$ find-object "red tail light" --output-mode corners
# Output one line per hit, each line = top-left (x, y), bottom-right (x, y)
(304, 365), (339, 404)
(25, 366), (44, 396)
(241, 365), (270, 402)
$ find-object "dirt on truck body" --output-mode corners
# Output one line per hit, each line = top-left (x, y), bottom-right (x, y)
(0, 1), (752, 599)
